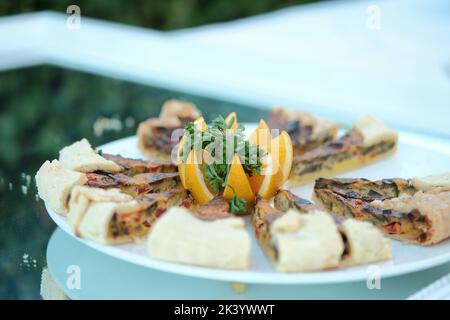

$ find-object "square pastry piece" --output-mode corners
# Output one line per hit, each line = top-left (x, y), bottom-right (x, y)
(289, 115), (398, 186)
(313, 172), (450, 245)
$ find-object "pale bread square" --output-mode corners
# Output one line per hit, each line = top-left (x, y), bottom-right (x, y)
(59, 138), (122, 173)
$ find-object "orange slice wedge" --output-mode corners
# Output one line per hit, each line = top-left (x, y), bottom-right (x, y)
(249, 119), (272, 151)
(223, 155), (255, 212)
(225, 112), (238, 131)
(271, 130), (293, 181)
(185, 149), (215, 204)
(177, 135), (187, 189)
(257, 147), (284, 200)
(178, 118), (208, 189)
(248, 119), (272, 194)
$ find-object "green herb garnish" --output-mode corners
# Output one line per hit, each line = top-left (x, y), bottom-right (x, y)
(229, 194), (247, 215)
(180, 115), (266, 195)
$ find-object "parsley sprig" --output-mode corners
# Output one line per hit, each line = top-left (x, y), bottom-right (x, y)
(229, 194), (247, 215)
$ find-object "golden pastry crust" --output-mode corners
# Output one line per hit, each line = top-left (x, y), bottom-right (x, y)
(35, 160), (87, 215)
(59, 138), (122, 173)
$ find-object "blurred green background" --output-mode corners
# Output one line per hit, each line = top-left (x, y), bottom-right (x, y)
(0, 0), (323, 299)
(0, 0), (318, 30)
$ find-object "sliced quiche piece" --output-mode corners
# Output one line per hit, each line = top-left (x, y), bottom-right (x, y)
(267, 107), (339, 156)
(147, 206), (251, 270)
(313, 173), (450, 245)
(85, 172), (181, 197)
(73, 188), (190, 244)
(102, 153), (176, 174)
(273, 190), (391, 267)
(253, 198), (344, 272)
(289, 115), (398, 186)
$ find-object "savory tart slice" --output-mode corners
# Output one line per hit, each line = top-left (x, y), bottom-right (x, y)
(67, 186), (133, 235)
(273, 190), (391, 267)
(35, 160), (87, 215)
(72, 188), (189, 244)
(313, 173), (450, 245)
(147, 206), (251, 270)
(253, 198), (344, 272)
(101, 153), (176, 174)
(289, 115), (398, 186)
(137, 99), (201, 160)
(86, 172), (181, 197)
(267, 107), (339, 155)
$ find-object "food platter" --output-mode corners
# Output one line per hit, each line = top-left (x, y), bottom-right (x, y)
(46, 124), (450, 284)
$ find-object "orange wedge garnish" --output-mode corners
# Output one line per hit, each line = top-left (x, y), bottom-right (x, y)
(178, 117), (208, 189)
(177, 135), (187, 189)
(249, 119), (272, 151)
(257, 142), (284, 199)
(185, 149), (215, 205)
(225, 112), (238, 131)
(271, 131), (293, 181)
(223, 155), (255, 212)
(248, 119), (272, 194)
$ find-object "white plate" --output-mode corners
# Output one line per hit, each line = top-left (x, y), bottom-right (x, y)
(47, 124), (450, 284)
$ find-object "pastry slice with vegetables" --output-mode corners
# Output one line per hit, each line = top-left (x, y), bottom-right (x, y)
(313, 172), (450, 245)
(273, 189), (391, 267)
(137, 99), (202, 160)
(252, 190), (391, 272)
(267, 107), (339, 156)
(289, 115), (398, 186)
(68, 187), (190, 244)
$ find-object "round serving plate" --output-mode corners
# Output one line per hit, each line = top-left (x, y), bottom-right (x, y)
(47, 124), (450, 284)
